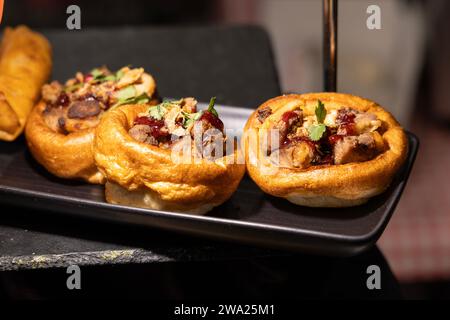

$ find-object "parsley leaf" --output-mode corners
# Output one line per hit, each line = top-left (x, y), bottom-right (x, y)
(207, 96), (218, 117)
(308, 124), (326, 141)
(89, 68), (119, 83)
(134, 94), (150, 105)
(181, 97), (218, 127)
(307, 100), (328, 141)
(183, 117), (194, 129)
(115, 65), (132, 81)
(90, 68), (104, 80)
(110, 86), (150, 109)
(164, 98), (183, 105)
(181, 111), (202, 128)
(64, 83), (83, 93)
(315, 100), (326, 123)
(115, 69), (125, 81)
(183, 111), (203, 128)
(103, 75), (116, 82)
(116, 85), (136, 101)
(149, 104), (167, 120)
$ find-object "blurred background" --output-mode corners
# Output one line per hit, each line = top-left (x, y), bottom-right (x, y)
(3, 0), (450, 298)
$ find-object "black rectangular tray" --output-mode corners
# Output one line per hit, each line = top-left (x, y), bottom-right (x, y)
(0, 104), (419, 256)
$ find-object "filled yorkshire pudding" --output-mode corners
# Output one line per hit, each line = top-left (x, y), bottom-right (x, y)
(25, 66), (158, 184)
(243, 93), (408, 207)
(94, 98), (245, 214)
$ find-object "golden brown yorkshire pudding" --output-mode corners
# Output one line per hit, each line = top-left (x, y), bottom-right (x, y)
(243, 93), (408, 207)
(94, 99), (245, 214)
(0, 26), (52, 141)
(25, 66), (158, 184)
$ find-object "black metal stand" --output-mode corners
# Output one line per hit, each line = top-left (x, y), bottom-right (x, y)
(323, 0), (338, 92)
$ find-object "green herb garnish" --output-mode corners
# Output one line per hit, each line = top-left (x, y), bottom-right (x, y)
(181, 97), (218, 128)
(149, 104), (167, 120)
(90, 68), (104, 79)
(110, 86), (150, 109)
(64, 83), (83, 93)
(134, 94), (150, 105)
(115, 64), (132, 80)
(308, 124), (326, 141)
(103, 75), (116, 82)
(181, 110), (202, 128)
(315, 100), (326, 124)
(308, 100), (327, 141)
(207, 96), (218, 117)
(150, 99), (188, 123)
(115, 69), (125, 81)
(163, 98), (183, 105)
(89, 67), (122, 83)
(116, 85), (136, 100)
(143, 97), (219, 129)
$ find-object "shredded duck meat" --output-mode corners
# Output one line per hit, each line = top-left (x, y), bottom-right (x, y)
(128, 98), (226, 159)
(42, 66), (155, 134)
(269, 102), (384, 168)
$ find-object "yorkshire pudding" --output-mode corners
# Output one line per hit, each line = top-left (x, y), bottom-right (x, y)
(94, 98), (245, 214)
(243, 93), (408, 207)
(25, 66), (158, 184)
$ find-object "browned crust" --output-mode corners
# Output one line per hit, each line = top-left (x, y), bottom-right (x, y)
(243, 93), (408, 207)
(0, 26), (52, 141)
(25, 100), (104, 184)
(94, 104), (246, 213)
(104, 181), (217, 215)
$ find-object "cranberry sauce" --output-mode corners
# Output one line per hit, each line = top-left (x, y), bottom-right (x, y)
(53, 92), (70, 108)
(199, 111), (224, 131)
(134, 116), (169, 140)
(278, 110), (303, 145)
(278, 108), (361, 166)
(328, 134), (343, 146)
(84, 73), (93, 82)
(281, 110), (299, 123)
(280, 111), (337, 165)
(337, 109), (356, 136)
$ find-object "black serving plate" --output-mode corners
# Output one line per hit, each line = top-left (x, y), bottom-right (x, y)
(0, 104), (419, 256)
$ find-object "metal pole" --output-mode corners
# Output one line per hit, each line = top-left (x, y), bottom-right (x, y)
(323, 0), (338, 92)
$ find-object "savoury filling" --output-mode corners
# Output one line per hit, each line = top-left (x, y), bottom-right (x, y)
(128, 97), (226, 156)
(263, 100), (384, 168)
(41, 66), (154, 134)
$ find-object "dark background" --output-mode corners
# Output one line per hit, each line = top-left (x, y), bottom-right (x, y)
(3, 0), (216, 27)
(1, 0), (450, 300)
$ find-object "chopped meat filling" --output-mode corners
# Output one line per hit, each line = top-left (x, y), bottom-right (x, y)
(41, 66), (155, 134)
(180, 97), (197, 113)
(268, 103), (384, 168)
(128, 124), (159, 146)
(67, 100), (102, 119)
(128, 97), (226, 159)
(333, 133), (378, 164)
(272, 108), (303, 149)
(42, 81), (64, 105)
(272, 141), (315, 168)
